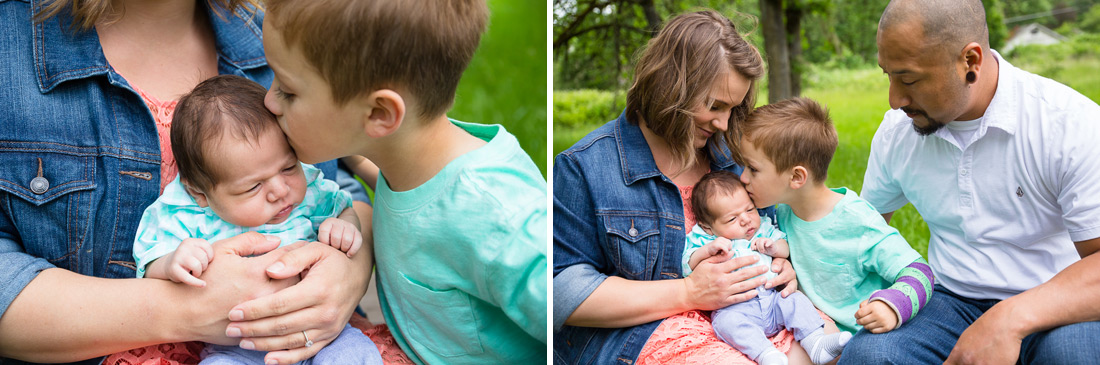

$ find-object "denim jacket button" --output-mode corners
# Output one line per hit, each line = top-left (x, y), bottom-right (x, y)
(628, 227), (638, 237)
(30, 176), (49, 194)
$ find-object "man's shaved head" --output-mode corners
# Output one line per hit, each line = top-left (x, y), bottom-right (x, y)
(879, 0), (989, 60)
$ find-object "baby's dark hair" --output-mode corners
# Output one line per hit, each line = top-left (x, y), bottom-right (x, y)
(170, 75), (278, 192)
(691, 171), (748, 229)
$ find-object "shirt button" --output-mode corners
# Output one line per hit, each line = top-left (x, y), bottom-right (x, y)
(960, 169), (969, 176)
(30, 176), (49, 194)
(628, 227), (638, 237)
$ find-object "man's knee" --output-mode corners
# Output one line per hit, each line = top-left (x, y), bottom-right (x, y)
(1021, 321), (1100, 364)
(837, 330), (904, 364)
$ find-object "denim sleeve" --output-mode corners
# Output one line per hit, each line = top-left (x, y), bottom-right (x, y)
(0, 206), (56, 319)
(552, 152), (610, 332)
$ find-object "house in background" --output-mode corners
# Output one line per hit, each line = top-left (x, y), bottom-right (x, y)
(1003, 23), (1068, 54)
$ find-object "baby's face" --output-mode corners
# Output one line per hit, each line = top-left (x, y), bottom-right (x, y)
(704, 189), (761, 240)
(199, 126), (308, 227)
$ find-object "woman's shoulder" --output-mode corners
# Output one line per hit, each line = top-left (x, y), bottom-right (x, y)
(557, 119), (620, 158)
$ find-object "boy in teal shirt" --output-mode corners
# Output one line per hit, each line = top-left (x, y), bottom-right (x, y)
(735, 98), (934, 334)
(261, 1), (547, 364)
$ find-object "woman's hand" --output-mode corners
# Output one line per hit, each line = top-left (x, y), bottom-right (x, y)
(765, 257), (799, 297)
(182, 233), (299, 345)
(224, 241), (372, 365)
(683, 254), (768, 311)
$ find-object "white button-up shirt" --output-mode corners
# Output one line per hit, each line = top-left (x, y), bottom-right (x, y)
(861, 51), (1100, 300)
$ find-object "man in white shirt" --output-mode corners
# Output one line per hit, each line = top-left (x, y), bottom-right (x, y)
(839, 1), (1100, 364)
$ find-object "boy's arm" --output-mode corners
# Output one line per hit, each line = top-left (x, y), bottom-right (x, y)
(867, 258), (935, 329)
(340, 155), (379, 191)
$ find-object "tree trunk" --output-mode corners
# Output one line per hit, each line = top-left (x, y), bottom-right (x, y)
(785, 4), (803, 97)
(760, 0), (791, 103)
(638, 0), (662, 34)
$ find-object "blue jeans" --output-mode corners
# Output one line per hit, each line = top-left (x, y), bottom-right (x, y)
(839, 285), (1100, 364)
(200, 324), (382, 364)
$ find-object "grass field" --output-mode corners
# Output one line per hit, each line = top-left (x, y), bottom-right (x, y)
(553, 55), (1100, 257)
(450, 0), (548, 176)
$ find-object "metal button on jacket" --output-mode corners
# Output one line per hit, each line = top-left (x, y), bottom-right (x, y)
(30, 176), (49, 194)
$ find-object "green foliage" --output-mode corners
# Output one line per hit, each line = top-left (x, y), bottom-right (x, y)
(451, 0), (547, 176)
(1005, 34), (1100, 101)
(1080, 4), (1100, 33)
(553, 0), (760, 91)
(985, 0), (1009, 51)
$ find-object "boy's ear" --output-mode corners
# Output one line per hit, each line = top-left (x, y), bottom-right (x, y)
(182, 181), (210, 208)
(361, 89), (406, 138)
(788, 166), (808, 189)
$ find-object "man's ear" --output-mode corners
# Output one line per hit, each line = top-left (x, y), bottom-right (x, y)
(789, 166), (808, 189)
(361, 89), (406, 138)
(960, 42), (984, 83)
(183, 181), (210, 208)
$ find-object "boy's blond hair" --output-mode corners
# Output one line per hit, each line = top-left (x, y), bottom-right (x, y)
(736, 97), (836, 183)
(265, 0), (488, 119)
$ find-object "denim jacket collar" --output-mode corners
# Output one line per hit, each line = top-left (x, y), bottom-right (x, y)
(33, 0), (266, 93)
(615, 111), (739, 185)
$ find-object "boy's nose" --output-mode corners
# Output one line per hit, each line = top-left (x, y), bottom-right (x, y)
(264, 89), (283, 116)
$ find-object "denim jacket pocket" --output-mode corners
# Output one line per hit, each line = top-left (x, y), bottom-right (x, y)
(601, 213), (660, 279)
(394, 272), (485, 358)
(0, 149), (96, 265)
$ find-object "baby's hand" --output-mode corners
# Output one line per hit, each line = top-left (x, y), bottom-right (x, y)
(855, 299), (899, 333)
(751, 237), (776, 256)
(318, 217), (363, 257)
(704, 237), (734, 260)
(165, 238), (214, 287)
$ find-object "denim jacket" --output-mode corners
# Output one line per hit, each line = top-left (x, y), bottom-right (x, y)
(0, 2), (334, 364)
(553, 112), (774, 364)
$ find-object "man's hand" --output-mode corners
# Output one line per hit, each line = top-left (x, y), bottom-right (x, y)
(945, 303), (1023, 365)
(855, 300), (899, 333)
(317, 217), (362, 257)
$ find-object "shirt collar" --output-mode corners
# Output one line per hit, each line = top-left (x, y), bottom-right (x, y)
(33, 1), (267, 93)
(615, 111), (740, 185)
(981, 50), (1019, 136)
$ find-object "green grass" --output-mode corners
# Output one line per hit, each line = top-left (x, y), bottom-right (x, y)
(553, 55), (1100, 258)
(450, 0), (547, 176)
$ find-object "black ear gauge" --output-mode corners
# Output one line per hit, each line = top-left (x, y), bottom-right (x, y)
(966, 71), (977, 84)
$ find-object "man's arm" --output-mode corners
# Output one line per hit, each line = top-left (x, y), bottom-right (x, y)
(946, 237), (1100, 364)
(881, 212), (894, 224)
(0, 233), (293, 362)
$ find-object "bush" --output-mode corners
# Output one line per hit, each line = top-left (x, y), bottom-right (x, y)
(552, 89), (627, 128)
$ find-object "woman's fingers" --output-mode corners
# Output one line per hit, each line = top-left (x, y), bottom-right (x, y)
(261, 337), (334, 365)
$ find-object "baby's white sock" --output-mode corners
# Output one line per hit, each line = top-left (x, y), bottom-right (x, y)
(756, 347), (788, 365)
(800, 328), (852, 365)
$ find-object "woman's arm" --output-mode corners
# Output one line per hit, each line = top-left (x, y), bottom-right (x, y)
(566, 254), (769, 328)
(0, 233), (293, 362)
